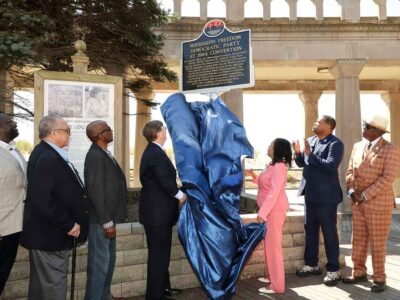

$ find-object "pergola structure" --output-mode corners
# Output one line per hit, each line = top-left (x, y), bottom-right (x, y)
(131, 0), (400, 213)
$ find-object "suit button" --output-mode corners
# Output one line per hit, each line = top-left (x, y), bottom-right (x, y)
(85, 210), (89, 214)
(83, 195), (88, 199)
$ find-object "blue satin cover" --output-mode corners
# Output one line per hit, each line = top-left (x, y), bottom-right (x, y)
(161, 93), (265, 300)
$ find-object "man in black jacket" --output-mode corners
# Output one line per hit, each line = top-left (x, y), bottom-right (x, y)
(20, 115), (89, 300)
(84, 120), (127, 300)
(139, 120), (187, 300)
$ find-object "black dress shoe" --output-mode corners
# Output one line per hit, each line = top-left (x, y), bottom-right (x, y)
(342, 275), (368, 284)
(165, 288), (182, 296)
(371, 281), (386, 293)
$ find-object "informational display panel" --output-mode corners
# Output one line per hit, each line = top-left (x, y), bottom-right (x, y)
(34, 71), (123, 179)
(181, 19), (254, 93)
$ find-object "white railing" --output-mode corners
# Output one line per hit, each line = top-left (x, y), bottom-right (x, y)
(161, 0), (400, 22)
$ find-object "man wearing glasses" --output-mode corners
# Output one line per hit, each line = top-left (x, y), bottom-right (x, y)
(343, 114), (400, 293)
(20, 115), (89, 300)
(83, 120), (127, 300)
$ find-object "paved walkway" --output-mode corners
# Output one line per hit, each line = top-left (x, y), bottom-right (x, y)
(130, 214), (400, 300)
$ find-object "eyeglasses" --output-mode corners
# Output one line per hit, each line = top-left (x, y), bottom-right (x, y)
(54, 127), (71, 134)
(97, 126), (112, 136)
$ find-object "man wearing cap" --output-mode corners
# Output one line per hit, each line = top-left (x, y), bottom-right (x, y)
(343, 114), (400, 293)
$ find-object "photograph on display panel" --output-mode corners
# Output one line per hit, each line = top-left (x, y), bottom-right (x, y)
(48, 84), (83, 118)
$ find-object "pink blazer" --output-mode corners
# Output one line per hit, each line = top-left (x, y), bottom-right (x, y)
(253, 162), (289, 221)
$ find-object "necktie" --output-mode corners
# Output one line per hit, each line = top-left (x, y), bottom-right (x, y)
(363, 143), (372, 159)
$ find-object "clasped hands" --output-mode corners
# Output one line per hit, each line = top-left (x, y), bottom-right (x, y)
(349, 191), (365, 205)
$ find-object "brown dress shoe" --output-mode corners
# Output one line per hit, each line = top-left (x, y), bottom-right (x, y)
(342, 275), (368, 284)
(371, 281), (386, 293)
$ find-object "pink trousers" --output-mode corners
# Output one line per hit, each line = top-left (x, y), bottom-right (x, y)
(263, 210), (287, 293)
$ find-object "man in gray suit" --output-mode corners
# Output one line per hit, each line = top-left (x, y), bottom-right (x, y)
(0, 113), (27, 295)
(84, 120), (127, 300)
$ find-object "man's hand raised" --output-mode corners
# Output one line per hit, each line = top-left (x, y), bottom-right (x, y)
(292, 140), (301, 155)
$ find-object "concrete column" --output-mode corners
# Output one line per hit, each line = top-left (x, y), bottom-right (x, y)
(260, 0), (271, 20)
(285, 0), (298, 21)
(174, 0), (182, 19)
(300, 91), (321, 137)
(373, 0), (387, 21)
(122, 88), (130, 186)
(330, 59), (366, 213)
(224, 0), (245, 23)
(221, 89), (244, 123)
(133, 88), (154, 188)
(0, 69), (13, 114)
(336, 0), (360, 22)
(311, 0), (324, 20)
(71, 40), (89, 74)
(382, 92), (400, 196)
(199, 0), (208, 21)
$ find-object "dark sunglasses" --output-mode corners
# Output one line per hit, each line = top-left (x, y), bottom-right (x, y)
(98, 126), (112, 136)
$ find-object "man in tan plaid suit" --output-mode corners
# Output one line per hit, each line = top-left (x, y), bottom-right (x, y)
(343, 114), (400, 293)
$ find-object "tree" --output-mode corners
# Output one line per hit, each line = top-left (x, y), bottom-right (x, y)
(0, 0), (176, 119)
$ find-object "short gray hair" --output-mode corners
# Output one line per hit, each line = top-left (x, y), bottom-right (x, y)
(38, 115), (64, 139)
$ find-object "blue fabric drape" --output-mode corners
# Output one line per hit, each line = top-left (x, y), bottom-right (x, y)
(161, 93), (265, 300)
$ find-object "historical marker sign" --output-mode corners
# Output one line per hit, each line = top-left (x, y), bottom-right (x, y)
(181, 19), (254, 93)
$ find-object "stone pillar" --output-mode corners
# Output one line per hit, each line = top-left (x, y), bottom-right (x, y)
(133, 88), (154, 188)
(311, 0), (324, 20)
(285, 0), (298, 21)
(122, 88), (130, 186)
(174, 0), (182, 19)
(300, 91), (321, 137)
(224, 0), (245, 23)
(373, 0), (387, 21)
(382, 92), (400, 196)
(260, 0), (271, 20)
(199, 0), (208, 21)
(0, 69), (13, 114)
(221, 89), (243, 123)
(71, 40), (89, 74)
(336, 0), (360, 22)
(330, 59), (366, 213)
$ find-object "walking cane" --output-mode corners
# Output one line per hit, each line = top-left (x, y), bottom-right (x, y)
(71, 237), (77, 300)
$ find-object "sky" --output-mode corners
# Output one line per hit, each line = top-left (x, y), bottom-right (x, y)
(13, 0), (394, 160)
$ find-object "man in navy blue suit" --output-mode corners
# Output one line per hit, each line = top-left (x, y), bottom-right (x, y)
(293, 115), (344, 286)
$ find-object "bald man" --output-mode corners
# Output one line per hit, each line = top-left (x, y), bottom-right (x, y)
(84, 121), (127, 300)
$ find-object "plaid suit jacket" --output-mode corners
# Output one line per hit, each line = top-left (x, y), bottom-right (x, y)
(346, 138), (400, 212)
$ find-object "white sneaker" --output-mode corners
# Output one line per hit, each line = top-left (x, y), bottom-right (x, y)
(258, 287), (275, 294)
(323, 271), (341, 286)
(258, 277), (271, 284)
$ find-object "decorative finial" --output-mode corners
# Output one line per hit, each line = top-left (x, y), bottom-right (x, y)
(74, 40), (87, 54)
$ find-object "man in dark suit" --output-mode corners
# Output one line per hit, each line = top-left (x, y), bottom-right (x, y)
(139, 120), (187, 300)
(293, 115), (344, 286)
(20, 115), (89, 300)
(84, 120), (127, 300)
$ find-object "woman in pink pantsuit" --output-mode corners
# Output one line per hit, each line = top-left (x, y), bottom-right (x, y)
(246, 138), (292, 294)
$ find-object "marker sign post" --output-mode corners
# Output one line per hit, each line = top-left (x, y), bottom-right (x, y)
(181, 20), (254, 93)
